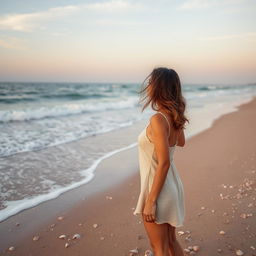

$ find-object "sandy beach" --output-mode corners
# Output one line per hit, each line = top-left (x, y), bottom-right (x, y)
(1, 97), (256, 256)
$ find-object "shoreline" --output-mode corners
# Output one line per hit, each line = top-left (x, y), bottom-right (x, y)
(1, 96), (256, 255)
(0, 95), (253, 224)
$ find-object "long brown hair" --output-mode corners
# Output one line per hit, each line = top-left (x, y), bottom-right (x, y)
(138, 67), (189, 130)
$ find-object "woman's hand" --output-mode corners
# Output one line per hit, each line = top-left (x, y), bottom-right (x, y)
(143, 197), (157, 222)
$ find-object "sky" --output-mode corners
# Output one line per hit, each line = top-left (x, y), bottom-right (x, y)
(0, 0), (255, 84)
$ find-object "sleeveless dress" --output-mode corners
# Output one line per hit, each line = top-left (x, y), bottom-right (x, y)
(133, 111), (185, 227)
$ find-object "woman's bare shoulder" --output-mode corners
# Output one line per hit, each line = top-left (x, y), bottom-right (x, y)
(149, 113), (167, 127)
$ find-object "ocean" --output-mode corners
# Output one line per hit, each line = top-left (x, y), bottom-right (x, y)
(0, 82), (255, 222)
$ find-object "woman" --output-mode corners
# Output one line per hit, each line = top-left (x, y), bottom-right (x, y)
(133, 67), (189, 256)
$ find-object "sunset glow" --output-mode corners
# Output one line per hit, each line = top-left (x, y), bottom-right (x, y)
(0, 0), (255, 83)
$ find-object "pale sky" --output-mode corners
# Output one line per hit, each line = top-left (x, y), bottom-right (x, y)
(0, 0), (255, 84)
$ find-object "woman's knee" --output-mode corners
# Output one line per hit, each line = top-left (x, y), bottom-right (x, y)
(143, 221), (170, 254)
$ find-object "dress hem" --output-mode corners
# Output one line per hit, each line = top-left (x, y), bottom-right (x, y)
(133, 211), (184, 227)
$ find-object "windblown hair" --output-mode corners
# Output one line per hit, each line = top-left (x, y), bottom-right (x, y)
(138, 67), (189, 130)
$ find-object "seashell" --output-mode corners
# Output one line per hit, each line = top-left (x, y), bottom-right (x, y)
(106, 196), (113, 200)
(185, 236), (192, 242)
(211, 209), (215, 213)
(219, 230), (225, 235)
(178, 231), (185, 236)
(59, 234), (67, 239)
(33, 235), (40, 241)
(15, 222), (20, 226)
(58, 216), (64, 221)
(50, 223), (56, 228)
(78, 223), (82, 226)
(65, 242), (70, 248)
(144, 249), (153, 256)
(72, 233), (81, 240)
(130, 248), (139, 253)
(201, 206), (205, 210)
(8, 246), (15, 251)
(247, 213), (253, 217)
(192, 245), (200, 252)
(245, 182), (250, 187)
(217, 248), (222, 253)
(129, 247), (139, 255)
(100, 236), (105, 240)
(240, 213), (247, 219)
(236, 249), (244, 255)
(93, 223), (98, 228)
(250, 246), (255, 250)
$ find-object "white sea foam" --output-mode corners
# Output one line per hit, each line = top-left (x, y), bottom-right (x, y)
(0, 97), (139, 123)
(0, 142), (137, 222)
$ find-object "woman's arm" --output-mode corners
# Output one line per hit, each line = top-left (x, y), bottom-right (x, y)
(147, 113), (171, 204)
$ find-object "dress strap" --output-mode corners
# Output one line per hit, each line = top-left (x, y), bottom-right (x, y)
(157, 112), (170, 137)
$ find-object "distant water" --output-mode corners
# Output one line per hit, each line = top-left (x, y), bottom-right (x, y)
(0, 83), (141, 156)
(0, 82), (256, 222)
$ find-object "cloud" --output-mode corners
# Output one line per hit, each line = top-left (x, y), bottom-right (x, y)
(178, 0), (249, 10)
(0, 36), (27, 50)
(86, 0), (141, 11)
(95, 18), (147, 26)
(178, 0), (214, 9)
(0, 5), (79, 32)
(198, 32), (256, 41)
(0, 0), (142, 32)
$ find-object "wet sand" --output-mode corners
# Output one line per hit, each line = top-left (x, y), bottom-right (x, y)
(0, 97), (256, 256)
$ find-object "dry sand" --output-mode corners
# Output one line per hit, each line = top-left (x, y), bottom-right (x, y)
(1, 97), (256, 256)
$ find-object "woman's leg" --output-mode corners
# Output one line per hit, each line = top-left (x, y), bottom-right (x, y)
(142, 215), (170, 256)
(167, 224), (184, 256)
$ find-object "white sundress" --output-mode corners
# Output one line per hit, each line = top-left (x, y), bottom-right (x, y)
(133, 111), (185, 227)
